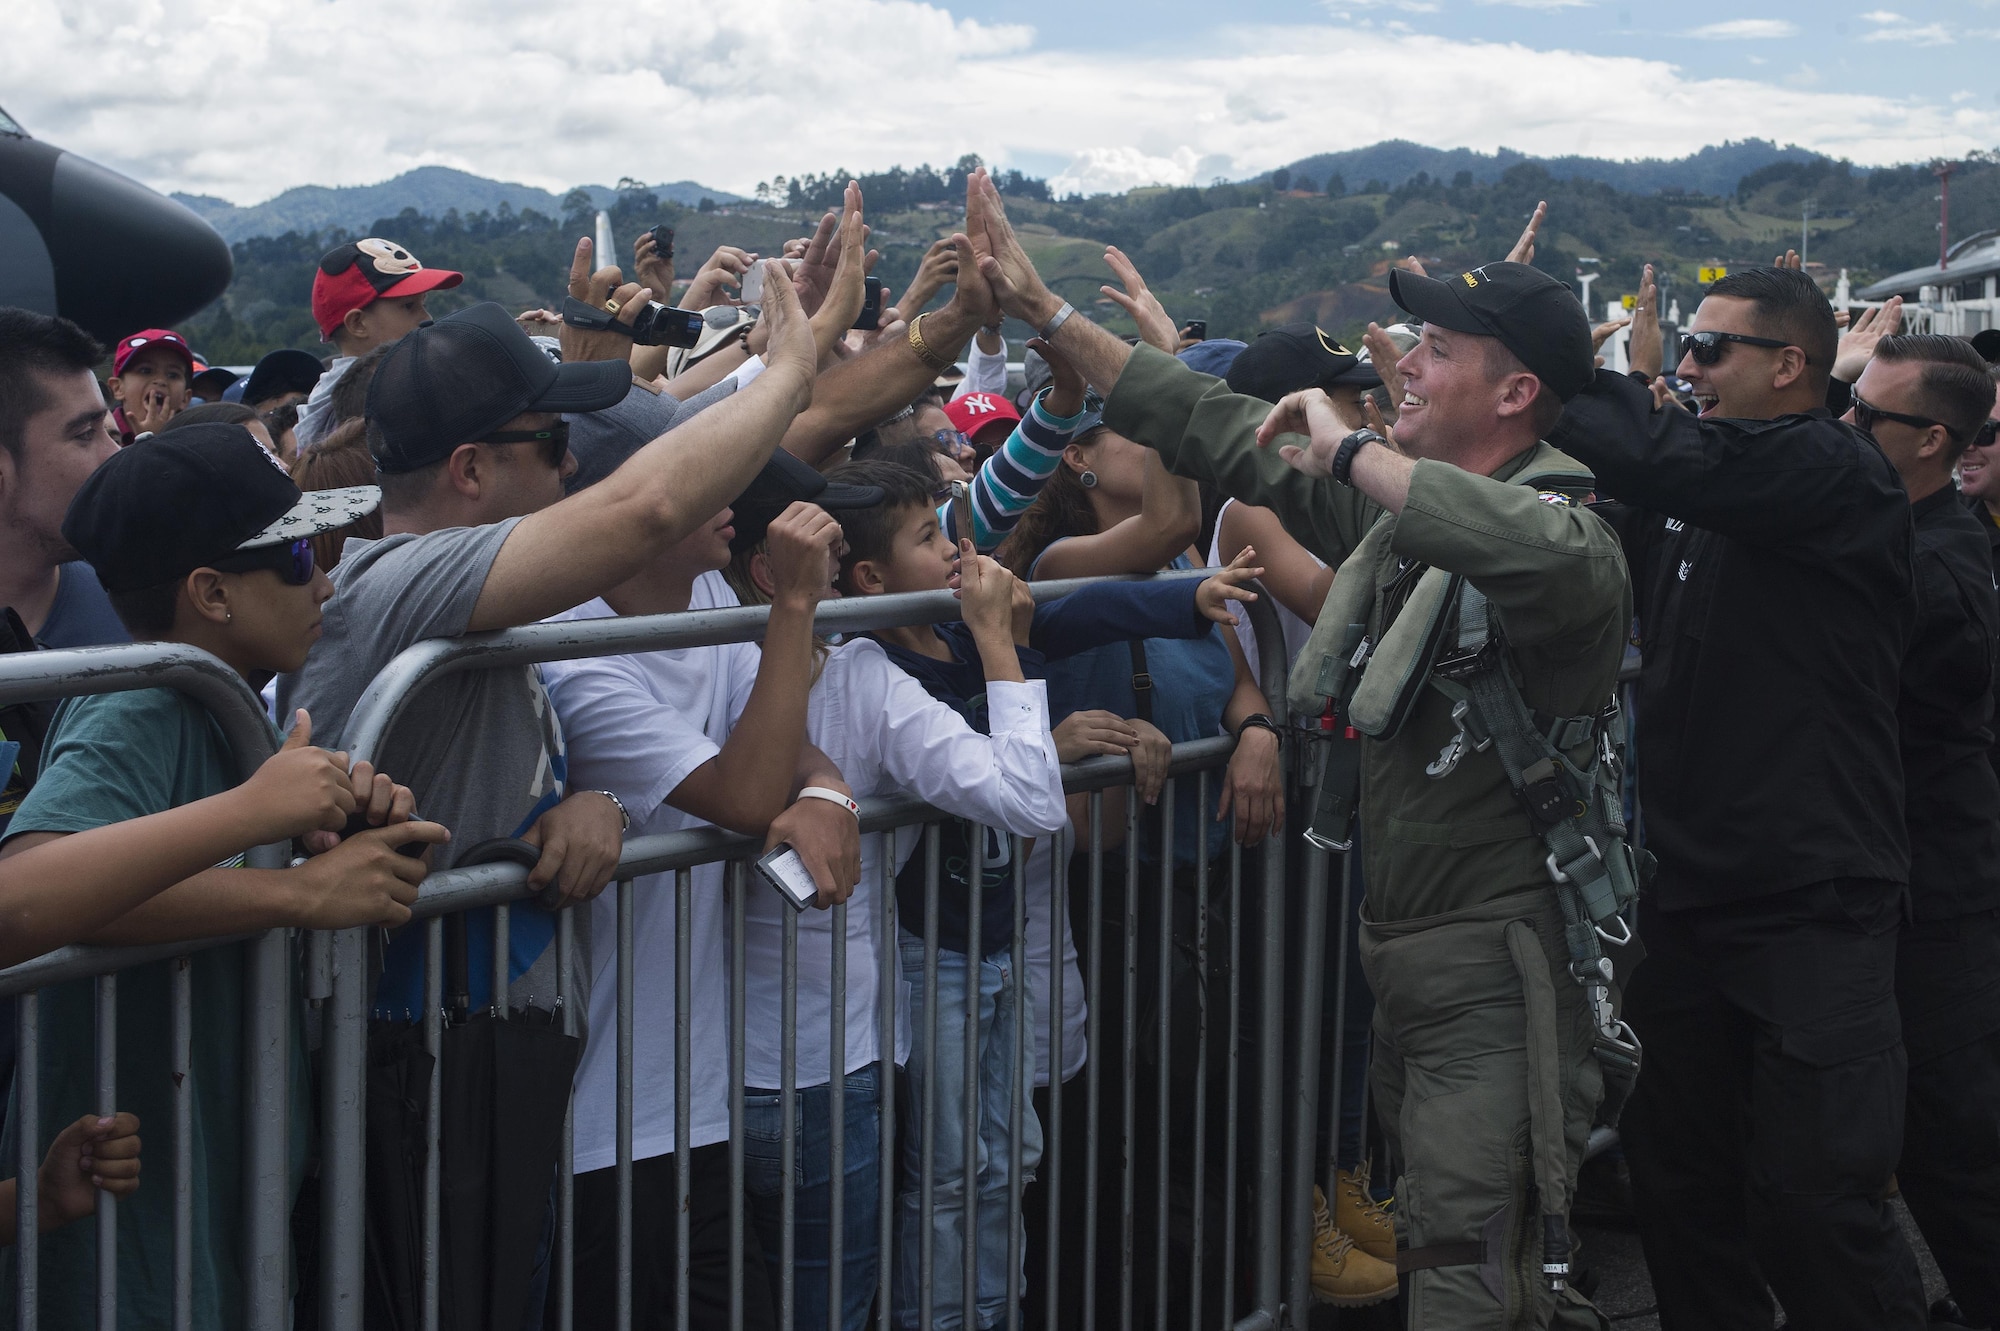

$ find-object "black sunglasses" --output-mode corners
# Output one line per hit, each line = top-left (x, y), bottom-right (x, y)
(1851, 393), (1948, 439)
(211, 537), (315, 586)
(485, 422), (570, 469)
(1677, 330), (1800, 366)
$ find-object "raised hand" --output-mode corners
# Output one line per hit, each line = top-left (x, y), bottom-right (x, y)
(1027, 336), (1086, 415)
(764, 501), (844, 608)
(633, 228), (676, 301)
(900, 237), (962, 318)
(806, 183), (871, 360)
(561, 236), (651, 364)
(790, 210), (843, 316)
(682, 245), (758, 310)
(1833, 295), (1903, 383)
(1195, 547), (1264, 628)
(756, 257), (820, 397)
(1099, 246), (1181, 354)
(1592, 316), (1632, 354)
(1256, 388), (1358, 476)
(1628, 264), (1662, 380)
(1505, 200), (1547, 266)
(1774, 249), (1802, 272)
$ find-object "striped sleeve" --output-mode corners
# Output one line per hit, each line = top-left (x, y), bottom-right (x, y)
(941, 394), (1088, 551)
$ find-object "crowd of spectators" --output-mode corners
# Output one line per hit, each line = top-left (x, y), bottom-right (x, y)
(0, 167), (1996, 1331)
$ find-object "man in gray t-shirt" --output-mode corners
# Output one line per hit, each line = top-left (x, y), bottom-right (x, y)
(279, 283), (822, 1014)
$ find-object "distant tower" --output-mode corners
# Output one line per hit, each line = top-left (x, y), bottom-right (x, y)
(595, 210), (615, 268)
(1934, 161), (1957, 271)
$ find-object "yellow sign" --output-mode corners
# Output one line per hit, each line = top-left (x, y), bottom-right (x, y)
(1699, 266), (1728, 284)
(1621, 294), (1637, 310)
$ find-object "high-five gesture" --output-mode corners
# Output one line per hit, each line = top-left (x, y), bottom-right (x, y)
(1628, 263), (1662, 381)
(806, 182), (872, 361)
(967, 168), (1062, 328)
(1833, 295), (1903, 384)
(1256, 388), (1361, 478)
(757, 256), (820, 393)
(1506, 200), (1548, 266)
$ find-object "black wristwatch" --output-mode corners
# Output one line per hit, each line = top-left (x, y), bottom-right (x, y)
(1235, 713), (1280, 741)
(1330, 428), (1383, 487)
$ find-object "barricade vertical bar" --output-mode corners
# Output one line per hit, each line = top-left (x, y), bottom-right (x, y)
(829, 898), (848, 1331)
(1187, 774), (1210, 1331)
(1323, 851), (1352, 1220)
(1120, 789), (1139, 1331)
(919, 823), (941, 1331)
(172, 958), (193, 1331)
(962, 830), (984, 1331)
(617, 878), (636, 1331)
(1221, 842), (1242, 1329)
(1006, 834), (1029, 1331)
(1043, 826), (1067, 1331)
(15, 991), (38, 1328)
(1256, 809), (1287, 1320)
(95, 973), (116, 1327)
(492, 903), (510, 1018)
(875, 837), (897, 1331)
(729, 862), (749, 1331)
(1082, 793), (1104, 1331)
(306, 929), (332, 1003)
(244, 926), (290, 1330)
(321, 926), (366, 1331)
(780, 909), (799, 1330)
(557, 903), (577, 1331)
(676, 869), (694, 1331)
(423, 918), (444, 1331)
(1153, 784), (1175, 1331)
(1285, 844), (1331, 1318)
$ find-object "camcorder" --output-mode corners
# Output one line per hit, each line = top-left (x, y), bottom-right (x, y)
(561, 294), (704, 348)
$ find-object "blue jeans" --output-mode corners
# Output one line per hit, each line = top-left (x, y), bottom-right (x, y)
(742, 1063), (883, 1331)
(894, 932), (1044, 1330)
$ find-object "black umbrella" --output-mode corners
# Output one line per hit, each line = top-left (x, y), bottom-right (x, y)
(364, 1020), (434, 1331)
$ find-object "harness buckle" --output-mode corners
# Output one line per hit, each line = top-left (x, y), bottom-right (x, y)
(1425, 698), (1493, 779)
(1545, 835), (1602, 884)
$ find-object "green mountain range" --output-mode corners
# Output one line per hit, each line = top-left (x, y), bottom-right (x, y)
(176, 142), (1995, 367)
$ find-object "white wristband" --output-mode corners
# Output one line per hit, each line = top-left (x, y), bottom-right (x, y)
(798, 786), (860, 819)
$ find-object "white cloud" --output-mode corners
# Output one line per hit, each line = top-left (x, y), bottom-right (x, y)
(1474, 0), (1595, 8)
(1859, 9), (1906, 20)
(2, 1), (1996, 205)
(1861, 20), (1952, 43)
(1691, 18), (1799, 38)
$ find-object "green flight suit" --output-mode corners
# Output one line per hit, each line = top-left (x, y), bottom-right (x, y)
(1103, 345), (1631, 1330)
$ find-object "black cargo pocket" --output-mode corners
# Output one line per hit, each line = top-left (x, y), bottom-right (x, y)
(1774, 1003), (1906, 1195)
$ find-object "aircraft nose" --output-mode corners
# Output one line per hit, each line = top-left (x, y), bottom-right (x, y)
(0, 133), (231, 343)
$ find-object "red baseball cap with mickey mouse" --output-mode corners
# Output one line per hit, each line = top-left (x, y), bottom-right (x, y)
(311, 237), (463, 340)
(111, 329), (196, 378)
(943, 391), (1021, 444)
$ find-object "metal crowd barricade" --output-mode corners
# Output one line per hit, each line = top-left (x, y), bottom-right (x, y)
(0, 574), (1388, 1331)
(0, 642), (294, 1331)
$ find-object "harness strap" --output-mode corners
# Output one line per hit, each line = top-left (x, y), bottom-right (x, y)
(1396, 1241), (1485, 1274)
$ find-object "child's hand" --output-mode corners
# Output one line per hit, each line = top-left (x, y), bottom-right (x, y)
(764, 501), (844, 609)
(249, 711), (359, 840)
(40, 1112), (141, 1229)
(1052, 710), (1141, 763)
(957, 541), (1018, 637)
(1196, 548), (1263, 628)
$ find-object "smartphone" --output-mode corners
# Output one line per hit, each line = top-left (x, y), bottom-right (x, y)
(1182, 320), (1208, 341)
(946, 480), (973, 545)
(741, 263), (766, 306)
(756, 843), (821, 912)
(852, 276), (884, 331)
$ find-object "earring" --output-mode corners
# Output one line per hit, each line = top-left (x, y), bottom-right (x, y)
(225, 612), (233, 623)
(1080, 469), (1098, 489)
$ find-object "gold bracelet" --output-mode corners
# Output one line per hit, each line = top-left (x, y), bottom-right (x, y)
(907, 313), (956, 374)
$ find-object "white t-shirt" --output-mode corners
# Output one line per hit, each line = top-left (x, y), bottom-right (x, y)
(539, 573), (753, 1170)
(1022, 833), (1087, 1086)
(1210, 497), (1323, 691)
(743, 633), (1067, 1090)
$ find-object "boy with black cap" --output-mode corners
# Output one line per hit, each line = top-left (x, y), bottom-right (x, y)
(0, 421), (446, 1329)
(967, 169), (1631, 1328)
(294, 236), (463, 448)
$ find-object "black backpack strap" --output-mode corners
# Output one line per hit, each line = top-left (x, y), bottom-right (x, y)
(1128, 639), (1153, 726)
(0, 607), (55, 786)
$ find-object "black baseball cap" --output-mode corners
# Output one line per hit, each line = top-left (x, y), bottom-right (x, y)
(1972, 329), (2000, 365)
(728, 449), (885, 554)
(238, 348), (326, 407)
(365, 302), (632, 474)
(1389, 262), (1593, 402)
(63, 423), (380, 593)
(1226, 324), (1373, 402)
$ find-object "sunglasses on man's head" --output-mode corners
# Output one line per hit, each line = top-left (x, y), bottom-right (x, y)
(211, 537), (315, 586)
(484, 422), (571, 469)
(1677, 330), (1799, 366)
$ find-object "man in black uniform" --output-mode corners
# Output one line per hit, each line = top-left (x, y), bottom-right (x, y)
(1849, 333), (2000, 1330)
(1959, 384), (2000, 578)
(1548, 266), (1927, 1329)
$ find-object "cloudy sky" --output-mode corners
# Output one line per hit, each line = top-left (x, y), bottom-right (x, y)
(6, 0), (1997, 204)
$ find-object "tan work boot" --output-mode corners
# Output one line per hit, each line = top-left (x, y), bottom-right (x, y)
(1311, 1185), (1399, 1306)
(1335, 1159), (1397, 1263)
